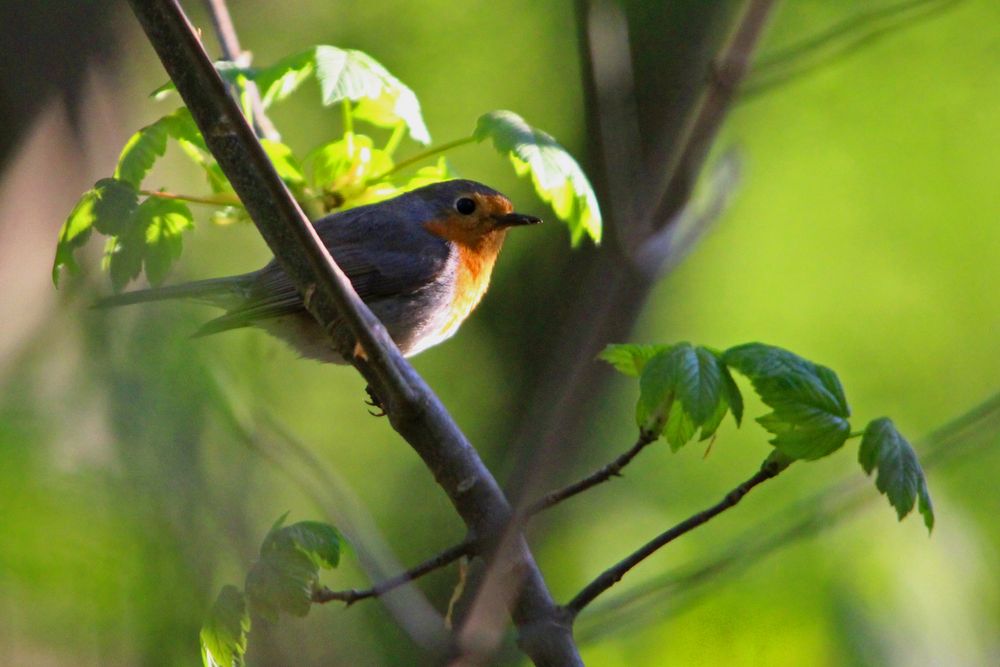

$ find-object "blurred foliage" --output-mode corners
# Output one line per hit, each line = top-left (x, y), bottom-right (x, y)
(1, 0), (999, 665)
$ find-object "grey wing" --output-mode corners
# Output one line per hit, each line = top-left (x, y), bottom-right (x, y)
(195, 209), (451, 335)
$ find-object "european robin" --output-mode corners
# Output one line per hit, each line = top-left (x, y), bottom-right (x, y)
(98, 179), (541, 362)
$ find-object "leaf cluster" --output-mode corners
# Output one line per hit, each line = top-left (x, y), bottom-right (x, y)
(53, 46), (602, 292)
(200, 516), (342, 667)
(602, 342), (934, 530)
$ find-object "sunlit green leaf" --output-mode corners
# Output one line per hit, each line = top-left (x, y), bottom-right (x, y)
(859, 417), (934, 531)
(255, 50), (317, 108)
(260, 139), (305, 186)
(115, 122), (169, 188)
(313, 46), (431, 144)
(308, 134), (393, 198)
(138, 198), (194, 285)
(53, 179), (140, 285)
(397, 157), (456, 191)
(200, 586), (249, 667)
(724, 343), (851, 460)
(473, 110), (602, 245)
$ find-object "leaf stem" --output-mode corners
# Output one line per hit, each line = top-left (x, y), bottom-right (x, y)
(849, 430), (865, 439)
(370, 136), (475, 181)
(383, 122), (406, 157)
(342, 100), (354, 138)
(139, 189), (242, 207)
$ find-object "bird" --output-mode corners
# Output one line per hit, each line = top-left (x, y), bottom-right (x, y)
(97, 179), (541, 364)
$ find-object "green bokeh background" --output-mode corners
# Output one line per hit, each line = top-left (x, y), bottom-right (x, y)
(1, 1), (997, 665)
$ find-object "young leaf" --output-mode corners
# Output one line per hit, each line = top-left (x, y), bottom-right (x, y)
(53, 177), (141, 283)
(115, 121), (169, 187)
(139, 197), (194, 285)
(53, 192), (99, 284)
(244, 518), (342, 622)
(859, 417), (934, 531)
(723, 343), (851, 461)
(307, 134), (394, 201)
(260, 139), (305, 187)
(89, 178), (140, 236)
(599, 344), (668, 377)
(312, 46), (431, 144)
(255, 49), (318, 108)
(473, 110), (602, 245)
(200, 585), (250, 667)
(106, 231), (146, 293)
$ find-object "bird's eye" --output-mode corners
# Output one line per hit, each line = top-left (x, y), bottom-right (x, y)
(455, 197), (476, 215)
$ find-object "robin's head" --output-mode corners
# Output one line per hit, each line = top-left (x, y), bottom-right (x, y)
(414, 179), (541, 248)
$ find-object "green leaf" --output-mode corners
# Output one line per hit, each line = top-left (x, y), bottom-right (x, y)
(53, 195), (97, 284)
(152, 61), (254, 101)
(90, 178), (140, 236)
(724, 343), (851, 461)
(664, 401), (697, 452)
(138, 198), (194, 285)
(245, 547), (316, 621)
(397, 157), (456, 192)
(308, 134), (393, 197)
(52, 178), (141, 284)
(200, 585), (250, 667)
(719, 363), (744, 426)
(859, 418), (934, 531)
(244, 518), (342, 622)
(255, 49), (317, 108)
(106, 232), (145, 293)
(473, 110), (602, 245)
(599, 344), (667, 377)
(260, 139), (305, 186)
(313, 46), (431, 144)
(115, 121), (169, 187)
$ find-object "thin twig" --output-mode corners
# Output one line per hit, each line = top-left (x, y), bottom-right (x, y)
(313, 540), (474, 606)
(202, 0), (279, 140)
(577, 392), (1000, 640)
(526, 432), (657, 516)
(564, 457), (787, 617)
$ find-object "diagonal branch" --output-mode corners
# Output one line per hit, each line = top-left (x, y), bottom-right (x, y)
(125, 2), (580, 665)
(564, 456), (788, 618)
(313, 540), (474, 606)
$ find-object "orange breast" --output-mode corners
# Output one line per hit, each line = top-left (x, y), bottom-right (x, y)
(437, 243), (498, 338)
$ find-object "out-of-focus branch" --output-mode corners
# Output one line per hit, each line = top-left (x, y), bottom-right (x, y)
(126, 3), (580, 665)
(202, 0), (279, 140)
(742, 0), (962, 101)
(526, 432), (657, 516)
(565, 456), (787, 618)
(647, 0), (774, 235)
(313, 540), (473, 606)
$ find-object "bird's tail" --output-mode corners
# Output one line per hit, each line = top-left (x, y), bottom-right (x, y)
(93, 274), (254, 310)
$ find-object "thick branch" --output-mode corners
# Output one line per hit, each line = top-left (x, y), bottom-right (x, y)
(313, 540), (473, 606)
(526, 432), (657, 516)
(564, 457), (786, 618)
(126, 3), (581, 665)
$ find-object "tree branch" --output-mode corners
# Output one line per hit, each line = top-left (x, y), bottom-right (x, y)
(526, 432), (657, 516)
(202, 0), (279, 140)
(313, 540), (474, 606)
(126, 2), (580, 664)
(564, 456), (787, 618)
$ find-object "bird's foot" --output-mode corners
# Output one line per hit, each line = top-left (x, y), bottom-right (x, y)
(365, 385), (387, 417)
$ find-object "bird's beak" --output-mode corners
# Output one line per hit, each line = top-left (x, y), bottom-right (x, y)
(494, 212), (542, 228)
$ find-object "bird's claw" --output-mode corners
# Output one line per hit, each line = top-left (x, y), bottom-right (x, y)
(365, 385), (387, 417)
